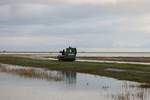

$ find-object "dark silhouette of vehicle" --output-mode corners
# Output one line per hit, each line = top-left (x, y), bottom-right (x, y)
(57, 46), (77, 61)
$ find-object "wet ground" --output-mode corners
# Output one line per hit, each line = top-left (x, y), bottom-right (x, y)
(0, 64), (150, 100)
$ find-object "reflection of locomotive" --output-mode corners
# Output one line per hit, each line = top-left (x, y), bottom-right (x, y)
(57, 46), (77, 61)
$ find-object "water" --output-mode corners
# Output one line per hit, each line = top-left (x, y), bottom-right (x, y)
(1, 52), (150, 57)
(77, 52), (150, 57)
(0, 64), (150, 100)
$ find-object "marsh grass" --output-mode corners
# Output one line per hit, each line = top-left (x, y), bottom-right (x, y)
(0, 55), (150, 84)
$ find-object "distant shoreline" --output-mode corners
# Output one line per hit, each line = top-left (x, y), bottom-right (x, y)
(1, 51), (150, 53)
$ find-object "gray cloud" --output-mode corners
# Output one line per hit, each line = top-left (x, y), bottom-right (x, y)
(0, 0), (150, 51)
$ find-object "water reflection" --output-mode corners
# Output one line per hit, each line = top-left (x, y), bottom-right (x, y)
(0, 64), (76, 84)
(107, 87), (150, 100)
(0, 63), (150, 100)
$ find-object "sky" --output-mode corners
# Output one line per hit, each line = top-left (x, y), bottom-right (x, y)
(0, 0), (150, 51)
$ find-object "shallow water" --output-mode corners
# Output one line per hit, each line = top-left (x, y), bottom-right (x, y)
(0, 64), (150, 100)
(1, 52), (150, 57)
(77, 52), (150, 57)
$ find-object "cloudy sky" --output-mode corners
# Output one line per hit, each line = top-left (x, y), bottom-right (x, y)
(0, 0), (150, 51)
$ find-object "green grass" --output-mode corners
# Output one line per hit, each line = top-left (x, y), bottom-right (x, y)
(0, 55), (150, 84)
